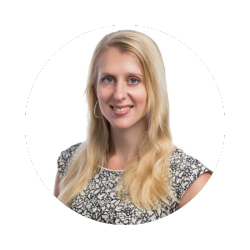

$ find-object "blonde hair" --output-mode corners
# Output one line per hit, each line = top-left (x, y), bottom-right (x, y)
(58, 30), (175, 210)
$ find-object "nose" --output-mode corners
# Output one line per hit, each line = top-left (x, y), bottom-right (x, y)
(113, 81), (127, 101)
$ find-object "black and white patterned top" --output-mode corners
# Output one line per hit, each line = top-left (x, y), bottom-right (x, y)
(57, 143), (212, 225)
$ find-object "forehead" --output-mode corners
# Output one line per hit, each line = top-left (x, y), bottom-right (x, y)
(97, 47), (143, 76)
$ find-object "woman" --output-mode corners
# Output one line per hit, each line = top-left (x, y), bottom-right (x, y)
(54, 30), (212, 225)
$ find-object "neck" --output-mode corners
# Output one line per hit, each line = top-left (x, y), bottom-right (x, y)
(108, 119), (147, 162)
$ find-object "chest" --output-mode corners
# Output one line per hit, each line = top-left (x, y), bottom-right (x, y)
(102, 158), (126, 171)
(69, 168), (178, 225)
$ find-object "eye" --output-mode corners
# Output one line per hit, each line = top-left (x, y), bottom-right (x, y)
(129, 78), (140, 84)
(102, 77), (114, 84)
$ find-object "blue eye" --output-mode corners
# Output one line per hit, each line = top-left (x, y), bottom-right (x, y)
(101, 77), (140, 84)
(104, 77), (113, 83)
(129, 78), (138, 84)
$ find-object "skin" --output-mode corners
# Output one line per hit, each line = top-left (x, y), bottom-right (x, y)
(95, 47), (148, 169)
(54, 171), (60, 198)
(54, 46), (212, 209)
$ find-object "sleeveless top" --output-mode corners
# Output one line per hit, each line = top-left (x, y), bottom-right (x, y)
(57, 143), (212, 225)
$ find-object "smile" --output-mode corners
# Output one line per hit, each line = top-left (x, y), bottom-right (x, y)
(111, 106), (133, 111)
(110, 105), (134, 116)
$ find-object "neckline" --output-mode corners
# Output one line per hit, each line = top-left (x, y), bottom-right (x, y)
(101, 166), (125, 172)
(100, 148), (181, 172)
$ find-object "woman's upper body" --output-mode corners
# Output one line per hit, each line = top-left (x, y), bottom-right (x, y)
(55, 30), (212, 224)
(54, 142), (212, 225)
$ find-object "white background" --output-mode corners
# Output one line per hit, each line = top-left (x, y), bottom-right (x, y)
(25, 25), (223, 192)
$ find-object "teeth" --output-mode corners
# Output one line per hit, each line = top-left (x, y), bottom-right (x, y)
(112, 106), (132, 111)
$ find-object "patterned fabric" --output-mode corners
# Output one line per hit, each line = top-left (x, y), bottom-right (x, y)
(57, 142), (212, 225)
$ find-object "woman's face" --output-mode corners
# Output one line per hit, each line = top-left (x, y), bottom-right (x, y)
(95, 47), (148, 132)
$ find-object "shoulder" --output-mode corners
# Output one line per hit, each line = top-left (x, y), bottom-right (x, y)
(169, 148), (212, 202)
(177, 171), (211, 209)
(57, 142), (82, 179)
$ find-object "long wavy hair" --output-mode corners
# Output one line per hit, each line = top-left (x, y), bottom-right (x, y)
(58, 30), (176, 210)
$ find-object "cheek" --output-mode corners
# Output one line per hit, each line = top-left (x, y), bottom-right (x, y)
(97, 87), (109, 101)
(135, 91), (147, 107)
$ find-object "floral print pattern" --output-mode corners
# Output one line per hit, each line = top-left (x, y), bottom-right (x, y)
(57, 143), (212, 225)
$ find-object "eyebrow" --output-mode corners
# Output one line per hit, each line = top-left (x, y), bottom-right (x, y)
(100, 72), (143, 77)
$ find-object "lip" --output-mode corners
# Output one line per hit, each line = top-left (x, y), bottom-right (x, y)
(110, 104), (134, 108)
(110, 105), (133, 116)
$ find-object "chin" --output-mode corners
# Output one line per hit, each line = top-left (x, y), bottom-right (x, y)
(110, 120), (135, 130)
